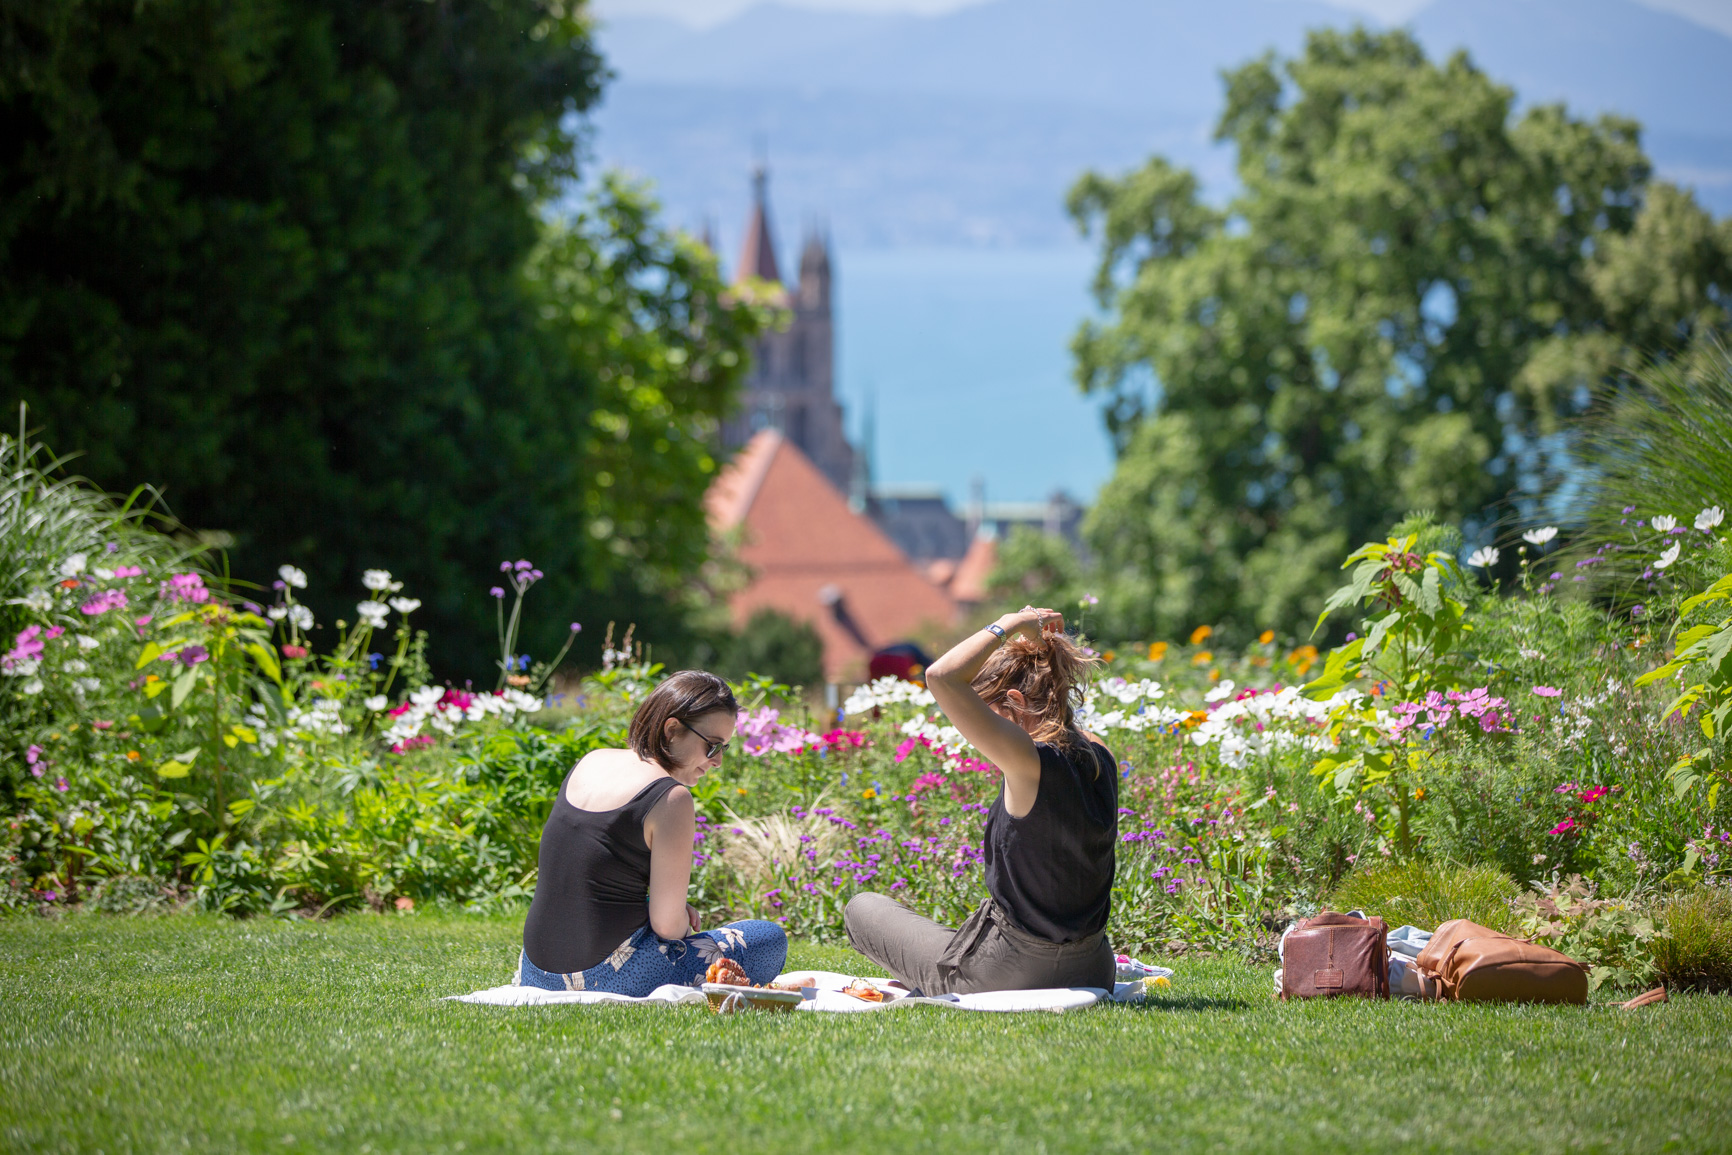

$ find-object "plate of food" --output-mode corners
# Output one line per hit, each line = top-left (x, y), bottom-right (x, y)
(701, 959), (805, 1013)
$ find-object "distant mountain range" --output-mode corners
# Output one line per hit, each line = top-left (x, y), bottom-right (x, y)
(590, 0), (1732, 250)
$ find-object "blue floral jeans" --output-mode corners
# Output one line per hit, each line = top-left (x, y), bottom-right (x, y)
(517, 919), (788, 995)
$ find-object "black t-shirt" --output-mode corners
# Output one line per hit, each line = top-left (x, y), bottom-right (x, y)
(983, 737), (1118, 942)
(522, 772), (681, 974)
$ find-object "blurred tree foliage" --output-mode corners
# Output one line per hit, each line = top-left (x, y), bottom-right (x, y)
(1067, 28), (1732, 643)
(0, 0), (764, 674)
(711, 607), (825, 690)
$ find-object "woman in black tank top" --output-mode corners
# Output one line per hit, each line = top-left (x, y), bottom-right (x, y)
(516, 671), (787, 994)
(843, 606), (1117, 995)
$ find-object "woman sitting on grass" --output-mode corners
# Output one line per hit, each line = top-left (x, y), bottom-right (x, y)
(845, 606), (1117, 994)
(517, 670), (787, 993)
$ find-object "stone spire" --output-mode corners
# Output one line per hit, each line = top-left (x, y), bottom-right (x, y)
(735, 165), (781, 285)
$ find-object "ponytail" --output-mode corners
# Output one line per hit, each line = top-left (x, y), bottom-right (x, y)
(969, 629), (1099, 758)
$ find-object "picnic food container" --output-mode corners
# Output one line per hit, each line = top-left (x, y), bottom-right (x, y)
(701, 983), (803, 1014)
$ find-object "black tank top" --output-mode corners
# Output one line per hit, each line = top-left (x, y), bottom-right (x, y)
(984, 737), (1118, 942)
(522, 771), (682, 974)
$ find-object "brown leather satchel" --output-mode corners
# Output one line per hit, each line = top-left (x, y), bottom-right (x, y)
(1280, 911), (1390, 999)
(1414, 918), (1589, 1005)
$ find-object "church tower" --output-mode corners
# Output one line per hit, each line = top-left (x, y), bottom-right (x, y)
(720, 167), (855, 493)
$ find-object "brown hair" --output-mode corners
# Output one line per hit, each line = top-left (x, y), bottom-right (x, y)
(970, 631), (1099, 752)
(628, 670), (739, 770)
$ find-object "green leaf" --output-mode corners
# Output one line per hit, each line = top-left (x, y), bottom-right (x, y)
(245, 642), (282, 685)
(135, 641), (166, 669)
(171, 668), (199, 708)
(155, 760), (191, 779)
(1419, 564), (1443, 615)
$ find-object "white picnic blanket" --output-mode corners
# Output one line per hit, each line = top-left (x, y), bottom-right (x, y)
(448, 967), (1161, 1013)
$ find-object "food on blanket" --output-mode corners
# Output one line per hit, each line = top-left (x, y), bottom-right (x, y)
(768, 975), (815, 992)
(705, 958), (751, 987)
(842, 978), (885, 1003)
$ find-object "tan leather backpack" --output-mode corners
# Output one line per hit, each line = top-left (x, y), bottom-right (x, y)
(1280, 911), (1390, 999)
(1415, 918), (1588, 1004)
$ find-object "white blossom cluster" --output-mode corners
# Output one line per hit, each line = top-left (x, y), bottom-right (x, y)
(1186, 685), (1359, 770)
(380, 685), (541, 748)
(1076, 676), (1191, 734)
(843, 676), (937, 717)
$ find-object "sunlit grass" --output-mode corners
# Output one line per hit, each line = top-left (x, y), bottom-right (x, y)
(2, 913), (1730, 1153)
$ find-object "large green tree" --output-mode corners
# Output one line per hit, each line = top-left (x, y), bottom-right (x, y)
(1068, 28), (1732, 643)
(0, 0), (761, 674)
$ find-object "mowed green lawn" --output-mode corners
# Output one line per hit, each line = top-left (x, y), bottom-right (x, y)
(2, 915), (1729, 1154)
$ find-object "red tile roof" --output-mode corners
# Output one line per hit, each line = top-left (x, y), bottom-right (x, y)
(947, 534), (997, 606)
(707, 430), (958, 681)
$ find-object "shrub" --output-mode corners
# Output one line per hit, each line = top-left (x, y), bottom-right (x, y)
(716, 608), (825, 689)
(1652, 884), (1732, 992)
(1328, 860), (1520, 932)
(1514, 874), (1665, 991)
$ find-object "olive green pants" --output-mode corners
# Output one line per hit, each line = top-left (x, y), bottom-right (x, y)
(843, 892), (1114, 996)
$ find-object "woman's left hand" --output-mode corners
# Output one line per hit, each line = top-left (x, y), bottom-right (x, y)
(686, 902), (701, 935)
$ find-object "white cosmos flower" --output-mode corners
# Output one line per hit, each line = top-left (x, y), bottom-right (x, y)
(279, 565), (308, 589)
(76, 677), (101, 694)
(365, 695), (388, 711)
(58, 553), (88, 577)
(288, 605), (314, 630)
(1656, 543), (1681, 569)
(1651, 515), (1677, 534)
(267, 605), (289, 621)
(388, 597), (421, 614)
(76, 634), (100, 651)
(362, 569), (393, 591)
(1519, 648), (1545, 660)
(356, 601), (390, 629)
(1468, 546), (1500, 568)
(9, 589), (52, 612)
(1521, 527), (1558, 546)
(22, 679), (43, 695)
(1697, 506), (1725, 532)
(92, 567), (114, 580)
(65, 659), (88, 674)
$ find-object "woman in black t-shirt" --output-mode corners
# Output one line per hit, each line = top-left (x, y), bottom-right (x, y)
(844, 605), (1118, 995)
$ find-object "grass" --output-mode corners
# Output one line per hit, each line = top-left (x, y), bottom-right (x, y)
(1329, 860), (1523, 933)
(3, 915), (1731, 1153)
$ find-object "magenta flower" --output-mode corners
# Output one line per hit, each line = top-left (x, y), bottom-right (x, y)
(1550, 817), (1576, 836)
(80, 588), (128, 616)
(3, 626), (44, 669)
(1532, 686), (1561, 697)
(113, 565), (144, 578)
(162, 572), (210, 604)
(54, 777), (68, 793)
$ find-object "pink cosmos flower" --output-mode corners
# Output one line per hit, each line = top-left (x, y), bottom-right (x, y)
(3, 626), (44, 670)
(1550, 818), (1577, 835)
(1532, 686), (1561, 697)
(113, 565), (144, 578)
(80, 588), (128, 615)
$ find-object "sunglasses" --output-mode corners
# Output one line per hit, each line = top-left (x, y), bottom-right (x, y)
(677, 717), (729, 759)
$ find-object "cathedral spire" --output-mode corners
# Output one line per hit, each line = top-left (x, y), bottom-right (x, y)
(736, 165), (782, 285)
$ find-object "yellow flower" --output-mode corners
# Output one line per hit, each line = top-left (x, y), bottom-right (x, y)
(736, 787), (747, 795)
(1147, 641), (1168, 661)
(1258, 629), (1275, 645)
(1189, 625), (1213, 645)
(1209, 669), (1222, 682)
(862, 788), (876, 800)
(1150, 975), (1171, 990)
(1192, 650), (1214, 666)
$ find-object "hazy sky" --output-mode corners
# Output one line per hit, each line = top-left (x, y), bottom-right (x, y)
(594, 0), (1732, 38)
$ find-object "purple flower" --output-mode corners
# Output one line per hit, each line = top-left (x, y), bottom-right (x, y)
(1623, 506), (1636, 514)
(570, 622), (582, 633)
(1345, 632), (1358, 642)
(499, 561), (513, 573)
(489, 587), (505, 599)
(80, 588), (129, 616)
(1550, 572), (1562, 581)
(54, 777), (68, 792)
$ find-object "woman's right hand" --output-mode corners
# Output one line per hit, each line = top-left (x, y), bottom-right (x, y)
(1000, 605), (1063, 642)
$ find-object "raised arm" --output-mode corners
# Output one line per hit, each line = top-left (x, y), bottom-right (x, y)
(643, 784), (698, 940)
(924, 606), (1061, 818)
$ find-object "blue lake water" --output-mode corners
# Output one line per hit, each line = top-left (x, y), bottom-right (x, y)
(831, 245), (1115, 506)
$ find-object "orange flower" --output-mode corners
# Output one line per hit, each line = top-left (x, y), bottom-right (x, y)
(1101, 650), (1116, 663)
(125, 750), (141, 762)
(1209, 669), (1222, 682)
(1147, 641), (1168, 661)
(1182, 710), (1209, 729)
(1192, 650), (1214, 665)
(1258, 629), (1275, 645)
(1189, 625), (1213, 645)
